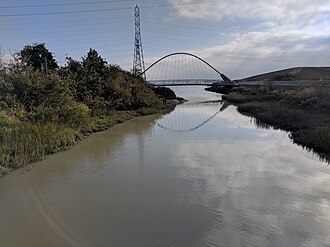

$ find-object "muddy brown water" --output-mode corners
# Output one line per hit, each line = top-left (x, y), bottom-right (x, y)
(1, 87), (329, 247)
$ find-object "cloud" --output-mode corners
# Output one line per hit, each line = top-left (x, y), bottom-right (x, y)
(170, 0), (330, 23)
(191, 21), (330, 78)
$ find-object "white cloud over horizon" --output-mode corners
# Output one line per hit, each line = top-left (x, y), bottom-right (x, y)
(192, 23), (330, 78)
(138, 0), (330, 79)
(170, 0), (330, 23)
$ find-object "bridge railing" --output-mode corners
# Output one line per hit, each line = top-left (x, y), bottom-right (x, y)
(149, 79), (228, 86)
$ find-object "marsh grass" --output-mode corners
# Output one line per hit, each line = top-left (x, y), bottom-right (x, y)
(238, 102), (314, 131)
(0, 123), (77, 169)
(291, 125), (330, 154)
(91, 111), (140, 132)
(223, 86), (330, 159)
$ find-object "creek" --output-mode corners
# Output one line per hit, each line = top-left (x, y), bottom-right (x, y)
(1, 86), (329, 247)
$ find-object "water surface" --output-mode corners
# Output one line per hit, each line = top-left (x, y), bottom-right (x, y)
(1, 86), (330, 247)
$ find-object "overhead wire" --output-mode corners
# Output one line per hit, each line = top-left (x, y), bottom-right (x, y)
(1, 0), (328, 71)
(0, 1), (219, 17)
(0, 0), (135, 9)
(1, 10), (326, 57)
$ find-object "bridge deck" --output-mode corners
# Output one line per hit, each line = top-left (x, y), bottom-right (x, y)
(148, 79), (234, 86)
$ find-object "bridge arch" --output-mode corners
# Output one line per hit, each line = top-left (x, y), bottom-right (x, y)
(139, 52), (232, 85)
(155, 100), (230, 132)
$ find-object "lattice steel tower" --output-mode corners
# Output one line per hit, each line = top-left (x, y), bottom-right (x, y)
(133, 5), (145, 79)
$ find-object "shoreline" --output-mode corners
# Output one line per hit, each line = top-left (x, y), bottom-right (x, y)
(0, 102), (182, 178)
(206, 85), (330, 162)
(0, 110), (140, 177)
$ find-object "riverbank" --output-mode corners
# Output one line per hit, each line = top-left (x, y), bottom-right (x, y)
(0, 102), (183, 177)
(0, 109), (138, 176)
(0, 45), (187, 177)
(207, 85), (330, 160)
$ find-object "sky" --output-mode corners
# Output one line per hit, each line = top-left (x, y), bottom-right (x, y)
(0, 0), (329, 79)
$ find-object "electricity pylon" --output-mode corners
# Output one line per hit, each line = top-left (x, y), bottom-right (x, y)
(133, 5), (145, 79)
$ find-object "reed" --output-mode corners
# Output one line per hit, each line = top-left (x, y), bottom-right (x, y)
(222, 85), (330, 159)
(292, 125), (330, 154)
(0, 123), (77, 169)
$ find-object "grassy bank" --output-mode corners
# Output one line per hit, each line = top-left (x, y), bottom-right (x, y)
(0, 44), (178, 177)
(0, 109), (162, 176)
(218, 85), (330, 160)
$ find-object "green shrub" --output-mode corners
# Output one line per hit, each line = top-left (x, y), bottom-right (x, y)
(31, 101), (91, 129)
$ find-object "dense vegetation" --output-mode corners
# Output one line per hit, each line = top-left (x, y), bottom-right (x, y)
(219, 85), (330, 160)
(0, 43), (172, 176)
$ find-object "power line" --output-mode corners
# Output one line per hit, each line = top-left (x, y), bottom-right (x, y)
(2, 24), (328, 57)
(0, 6), (131, 17)
(0, 0), (134, 9)
(1, 15), (133, 28)
(0, 1), (218, 17)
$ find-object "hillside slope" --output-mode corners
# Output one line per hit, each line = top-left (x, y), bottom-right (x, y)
(242, 67), (330, 81)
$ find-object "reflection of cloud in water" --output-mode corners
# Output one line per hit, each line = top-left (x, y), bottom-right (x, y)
(173, 133), (330, 246)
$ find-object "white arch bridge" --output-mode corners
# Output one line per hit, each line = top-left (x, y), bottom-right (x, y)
(139, 52), (234, 86)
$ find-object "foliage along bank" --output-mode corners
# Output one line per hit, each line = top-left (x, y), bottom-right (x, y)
(0, 43), (176, 176)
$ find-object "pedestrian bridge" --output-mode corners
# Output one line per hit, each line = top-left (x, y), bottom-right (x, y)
(139, 52), (234, 86)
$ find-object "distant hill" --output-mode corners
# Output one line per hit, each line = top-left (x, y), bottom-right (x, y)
(241, 67), (330, 81)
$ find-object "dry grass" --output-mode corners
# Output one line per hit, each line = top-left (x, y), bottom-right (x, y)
(223, 85), (330, 159)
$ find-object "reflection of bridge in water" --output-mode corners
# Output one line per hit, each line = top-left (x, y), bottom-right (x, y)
(156, 100), (230, 132)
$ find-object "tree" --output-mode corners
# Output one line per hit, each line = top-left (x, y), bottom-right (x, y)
(61, 56), (83, 81)
(78, 48), (108, 101)
(82, 48), (107, 76)
(17, 43), (58, 71)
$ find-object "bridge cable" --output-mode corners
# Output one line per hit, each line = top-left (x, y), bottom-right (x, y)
(179, 54), (181, 81)
(159, 57), (164, 82)
(195, 56), (200, 80)
(197, 55), (203, 80)
(174, 55), (177, 82)
(187, 54), (191, 83)
(201, 56), (208, 80)
(165, 52), (169, 80)
(183, 54), (187, 81)
(181, 56), (187, 81)
(192, 55), (196, 80)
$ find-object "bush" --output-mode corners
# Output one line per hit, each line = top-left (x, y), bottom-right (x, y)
(152, 87), (177, 100)
(31, 101), (90, 129)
